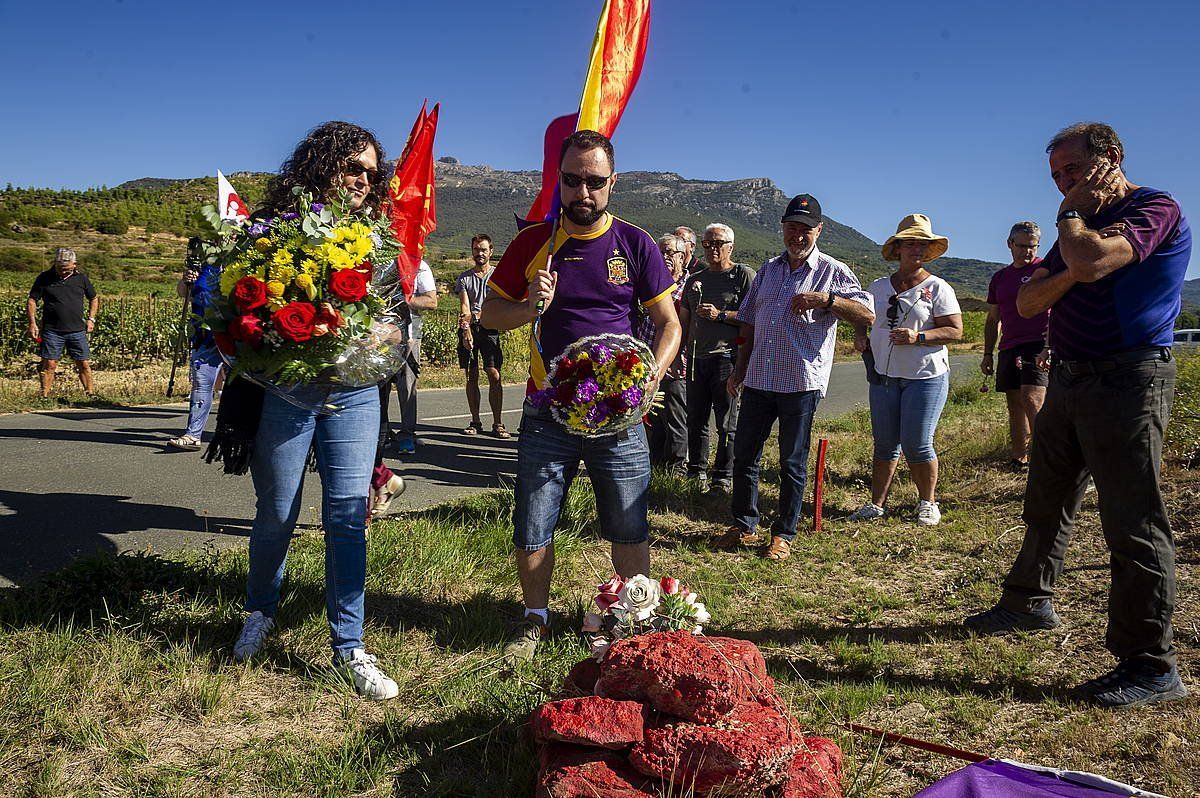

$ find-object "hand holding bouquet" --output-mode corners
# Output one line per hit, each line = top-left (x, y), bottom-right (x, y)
(529, 333), (658, 437)
(198, 187), (406, 387)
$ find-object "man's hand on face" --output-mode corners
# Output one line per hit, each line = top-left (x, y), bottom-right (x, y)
(790, 291), (829, 314)
(528, 268), (559, 318)
(696, 302), (721, 321)
(1060, 160), (1123, 217)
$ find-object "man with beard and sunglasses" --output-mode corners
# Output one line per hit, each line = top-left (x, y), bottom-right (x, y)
(480, 130), (681, 661)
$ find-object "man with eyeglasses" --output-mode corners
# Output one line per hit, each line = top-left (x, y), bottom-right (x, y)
(640, 233), (690, 474)
(722, 194), (874, 560)
(481, 130), (681, 661)
(673, 226), (702, 274)
(679, 223), (755, 493)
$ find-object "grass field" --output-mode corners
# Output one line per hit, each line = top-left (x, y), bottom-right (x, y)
(1, 366), (1197, 797)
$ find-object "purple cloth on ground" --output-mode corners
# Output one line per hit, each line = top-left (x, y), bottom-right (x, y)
(915, 760), (1155, 798)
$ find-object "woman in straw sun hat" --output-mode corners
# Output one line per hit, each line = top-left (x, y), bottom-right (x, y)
(849, 214), (963, 526)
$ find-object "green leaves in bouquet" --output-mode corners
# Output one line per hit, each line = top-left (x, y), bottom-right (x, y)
(656, 593), (700, 631)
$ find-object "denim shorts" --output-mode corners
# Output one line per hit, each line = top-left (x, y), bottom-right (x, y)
(513, 401), (650, 550)
(39, 329), (90, 361)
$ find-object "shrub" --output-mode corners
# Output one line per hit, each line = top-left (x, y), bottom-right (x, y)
(1167, 352), (1200, 468)
(95, 218), (129, 235)
(0, 247), (44, 273)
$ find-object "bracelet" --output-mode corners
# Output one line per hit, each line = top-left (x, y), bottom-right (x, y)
(825, 292), (836, 309)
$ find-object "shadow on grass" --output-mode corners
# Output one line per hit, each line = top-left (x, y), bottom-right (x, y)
(737, 620), (970, 648)
(389, 705), (538, 797)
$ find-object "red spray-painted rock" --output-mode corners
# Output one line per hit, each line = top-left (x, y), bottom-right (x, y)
(779, 736), (843, 798)
(531, 696), (645, 749)
(594, 631), (774, 723)
(561, 657), (601, 696)
(537, 742), (659, 798)
(627, 699), (802, 794)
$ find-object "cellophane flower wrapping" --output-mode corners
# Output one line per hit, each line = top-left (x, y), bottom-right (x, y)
(529, 333), (658, 437)
(197, 187), (409, 410)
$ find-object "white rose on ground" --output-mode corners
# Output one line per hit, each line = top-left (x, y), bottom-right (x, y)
(617, 575), (661, 615)
(691, 602), (711, 625)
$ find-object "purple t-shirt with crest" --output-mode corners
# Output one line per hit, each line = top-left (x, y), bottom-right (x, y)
(986, 259), (1048, 350)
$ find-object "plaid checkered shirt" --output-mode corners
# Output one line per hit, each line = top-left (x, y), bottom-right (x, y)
(736, 247), (871, 396)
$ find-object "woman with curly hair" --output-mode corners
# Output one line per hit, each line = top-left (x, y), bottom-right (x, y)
(226, 121), (401, 700)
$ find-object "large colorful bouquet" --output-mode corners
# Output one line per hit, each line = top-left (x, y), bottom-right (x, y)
(582, 574), (711, 660)
(198, 188), (405, 386)
(529, 333), (658, 436)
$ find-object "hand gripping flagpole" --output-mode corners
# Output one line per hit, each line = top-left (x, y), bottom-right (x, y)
(532, 209), (561, 354)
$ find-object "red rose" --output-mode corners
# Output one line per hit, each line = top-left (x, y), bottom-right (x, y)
(213, 331), (236, 356)
(271, 302), (318, 343)
(555, 381), (577, 404)
(229, 314), (264, 348)
(232, 276), (268, 312)
(329, 269), (369, 302)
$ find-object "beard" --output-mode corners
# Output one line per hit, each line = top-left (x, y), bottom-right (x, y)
(565, 199), (606, 227)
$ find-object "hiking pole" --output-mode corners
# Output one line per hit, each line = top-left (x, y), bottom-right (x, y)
(812, 438), (828, 532)
(166, 292), (191, 398)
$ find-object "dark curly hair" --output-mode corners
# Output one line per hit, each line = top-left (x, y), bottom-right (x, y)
(261, 121), (388, 217)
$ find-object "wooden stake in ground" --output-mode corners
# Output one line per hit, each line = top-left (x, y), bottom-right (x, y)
(813, 437), (828, 532)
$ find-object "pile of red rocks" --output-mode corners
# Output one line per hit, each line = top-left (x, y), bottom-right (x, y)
(531, 631), (842, 797)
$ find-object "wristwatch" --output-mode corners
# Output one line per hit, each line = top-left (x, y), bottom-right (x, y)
(719, 310), (727, 323)
(917, 332), (927, 344)
(1056, 209), (1083, 224)
(824, 292), (836, 309)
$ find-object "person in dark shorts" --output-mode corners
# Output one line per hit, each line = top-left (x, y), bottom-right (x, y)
(981, 221), (1050, 469)
(26, 247), (98, 398)
(456, 234), (508, 437)
(965, 122), (1191, 708)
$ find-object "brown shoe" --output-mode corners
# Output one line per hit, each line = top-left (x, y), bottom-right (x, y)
(715, 525), (761, 549)
(763, 535), (791, 561)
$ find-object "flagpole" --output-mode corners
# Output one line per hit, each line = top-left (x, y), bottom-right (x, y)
(532, 208), (561, 353)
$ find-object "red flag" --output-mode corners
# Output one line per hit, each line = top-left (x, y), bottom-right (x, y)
(524, 0), (651, 221)
(388, 104), (439, 298)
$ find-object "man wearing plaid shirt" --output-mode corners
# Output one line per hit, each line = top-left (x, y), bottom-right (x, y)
(722, 194), (874, 560)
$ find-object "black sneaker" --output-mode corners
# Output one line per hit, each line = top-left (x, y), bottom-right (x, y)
(963, 602), (1061, 636)
(1080, 661), (1188, 708)
(502, 614), (547, 662)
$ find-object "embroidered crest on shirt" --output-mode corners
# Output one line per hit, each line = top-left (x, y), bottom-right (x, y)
(607, 255), (630, 285)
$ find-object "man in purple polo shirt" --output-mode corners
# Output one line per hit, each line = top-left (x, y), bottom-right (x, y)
(722, 194), (874, 561)
(966, 122), (1191, 708)
(981, 221), (1049, 469)
(481, 130), (681, 661)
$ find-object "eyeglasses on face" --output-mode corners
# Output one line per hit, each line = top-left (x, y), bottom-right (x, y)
(701, 240), (731, 249)
(344, 161), (380, 184)
(560, 172), (612, 190)
(661, 249), (686, 257)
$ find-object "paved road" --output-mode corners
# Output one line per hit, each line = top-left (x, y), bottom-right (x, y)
(0, 355), (974, 587)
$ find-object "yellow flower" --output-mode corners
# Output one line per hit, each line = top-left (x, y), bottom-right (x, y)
(272, 249), (294, 268)
(267, 295), (288, 311)
(300, 258), (320, 275)
(294, 273), (317, 301)
(266, 280), (286, 298)
(254, 238), (274, 253)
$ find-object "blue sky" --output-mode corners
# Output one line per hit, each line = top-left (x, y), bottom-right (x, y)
(1, 0), (1197, 276)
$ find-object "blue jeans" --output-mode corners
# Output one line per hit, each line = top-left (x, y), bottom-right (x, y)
(514, 402), (650, 551)
(731, 387), (821, 540)
(868, 373), (949, 463)
(245, 385), (378, 656)
(184, 346), (225, 440)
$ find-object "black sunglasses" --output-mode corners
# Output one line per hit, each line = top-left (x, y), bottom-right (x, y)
(344, 161), (380, 184)
(701, 240), (731, 249)
(560, 172), (612, 190)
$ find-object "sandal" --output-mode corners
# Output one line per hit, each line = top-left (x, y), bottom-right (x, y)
(491, 422), (512, 439)
(371, 474), (406, 518)
(463, 421), (483, 436)
(167, 435), (202, 451)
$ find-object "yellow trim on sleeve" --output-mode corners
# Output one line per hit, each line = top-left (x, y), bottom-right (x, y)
(486, 281), (518, 303)
(641, 285), (674, 308)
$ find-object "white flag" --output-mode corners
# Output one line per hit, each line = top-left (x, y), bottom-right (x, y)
(217, 170), (249, 221)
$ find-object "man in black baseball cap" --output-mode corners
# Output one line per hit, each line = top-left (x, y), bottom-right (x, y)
(781, 193), (822, 226)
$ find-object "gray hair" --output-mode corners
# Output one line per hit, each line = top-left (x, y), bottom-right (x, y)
(658, 233), (684, 250)
(1008, 221), (1040, 242)
(673, 226), (696, 245)
(703, 223), (735, 244)
(1046, 121), (1124, 164)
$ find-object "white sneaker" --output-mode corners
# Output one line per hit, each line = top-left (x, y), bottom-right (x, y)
(847, 502), (886, 521)
(233, 610), (275, 661)
(337, 648), (399, 700)
(915, 500), (942, 526)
